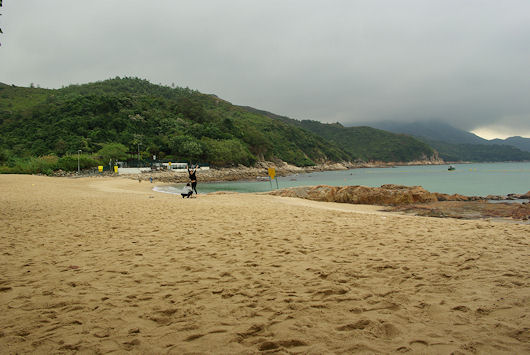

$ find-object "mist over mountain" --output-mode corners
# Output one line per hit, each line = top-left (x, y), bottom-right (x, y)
(358, 121), (488, 145)
(355, 121), (530, 161)
(489, 136), (530, 153)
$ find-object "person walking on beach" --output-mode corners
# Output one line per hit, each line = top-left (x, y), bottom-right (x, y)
(188, 164), (198, 195)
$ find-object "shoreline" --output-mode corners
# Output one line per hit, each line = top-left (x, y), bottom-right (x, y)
(52, 159), (528, 186)
(54, 159), (447, 182)
(48, 159), (530, 201)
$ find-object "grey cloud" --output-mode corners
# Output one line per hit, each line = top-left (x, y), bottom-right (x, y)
(1, 0), (529, 136)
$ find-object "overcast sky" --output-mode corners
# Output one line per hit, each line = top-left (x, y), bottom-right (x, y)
(1, 0), (529, 139)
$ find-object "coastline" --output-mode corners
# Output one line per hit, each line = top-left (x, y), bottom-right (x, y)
(52, 159), (446, 183)
(130, 159), (446, 184)
(1, 174), (528, 353)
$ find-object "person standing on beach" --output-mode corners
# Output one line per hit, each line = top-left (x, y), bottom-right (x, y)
(188, 164), (198, 195)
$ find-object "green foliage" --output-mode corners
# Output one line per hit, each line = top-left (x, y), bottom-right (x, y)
(0, 154), (98, 174)
(0, 156), (58, 174)
(300, 121), (436, 162)
(169, 135), (203, 162)
(0, 148), (9, 163)
(242, 107), (436, 163)
(0, 78), (351, 167)
(96, 143), (128, 163)
(201, 138), (255, 166)
(57, 155), (99, 171)
(425, 140), (530, 162)
(0, 77), (451, 170)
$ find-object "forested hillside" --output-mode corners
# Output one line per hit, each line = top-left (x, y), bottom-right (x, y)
(240, 107), (436, 162)
(490, 136), (530, 153)
(0, 78), (348, 167)
(0, 78), (440, 173)
(425, 140), (530, 162)
(363, 121), (530, 161)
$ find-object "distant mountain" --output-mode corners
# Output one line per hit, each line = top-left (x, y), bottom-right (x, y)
(424, 141), (530, 162)
(240, 107), (437, 162)
(490, 136), (530, 152)
(355, 121), (530, 162)
(359, 120), (488, 145)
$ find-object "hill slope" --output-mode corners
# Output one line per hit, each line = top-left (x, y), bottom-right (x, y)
(364, 120), (488, 145)
(1, 78), (444, 167)
(240, 107), (436, 162)
(0, 78), (349, 166)
(490, 136), (530, 152)
(361, 121), (530, 161)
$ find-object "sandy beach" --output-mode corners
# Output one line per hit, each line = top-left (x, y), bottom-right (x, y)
(0, 175), (528, 354)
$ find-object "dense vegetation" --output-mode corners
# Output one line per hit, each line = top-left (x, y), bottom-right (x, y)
(489, 136), (530, 153)
(364, 121), (530, 161)
(424, 140), (530, 162)
(6, 77), (519, 174)
(0, 78), (349, 170)
(0, 78), (441, 174)
(241, 107), (436, 162)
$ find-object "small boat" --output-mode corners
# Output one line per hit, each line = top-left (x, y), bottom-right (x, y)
(448, 165), (456, 171)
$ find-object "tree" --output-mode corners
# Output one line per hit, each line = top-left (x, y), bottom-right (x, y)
(96, 143), (128, 163)
(202, 138), (255, 166)
(54, 139), (67, 156)
(170, 135), (203, 161)
(0, 148), (9, 163)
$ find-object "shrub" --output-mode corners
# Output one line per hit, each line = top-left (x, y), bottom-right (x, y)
(57, 155), (98, 171)
(0, 156), (57, 174)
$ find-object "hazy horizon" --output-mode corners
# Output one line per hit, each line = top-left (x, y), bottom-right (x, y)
(1, 1), (529, 139)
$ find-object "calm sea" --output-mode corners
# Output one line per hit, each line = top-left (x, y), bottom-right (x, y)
(156, 162), (530, 197)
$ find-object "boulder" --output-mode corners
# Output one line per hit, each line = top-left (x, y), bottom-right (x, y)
(511, 204), (530, 220)
(269, 185), (438, 206)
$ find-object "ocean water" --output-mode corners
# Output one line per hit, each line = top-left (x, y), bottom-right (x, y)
(156, 162), (530, 197)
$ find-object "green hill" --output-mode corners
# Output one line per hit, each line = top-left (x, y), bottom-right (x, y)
(0, 78), (349, 167)
(363, 120), (488, 145)
(424, 140), (530, 162)
(490, 136), (530, 153)
(1, 78), (443, 173)
(362, 120), (530, 161)
(240, 107), (436, 162)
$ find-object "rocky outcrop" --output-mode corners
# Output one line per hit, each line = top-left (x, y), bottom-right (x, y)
(391, 201), (530, 221)
(434, 193), (483, 201)
(268, 185), (530, 220)
(268, 184), (438, 206)
(508, 191), (530, 200)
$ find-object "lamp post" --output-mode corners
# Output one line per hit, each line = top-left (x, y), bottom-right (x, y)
(137, 143), (141, 167)
(77, 150), (82, 174)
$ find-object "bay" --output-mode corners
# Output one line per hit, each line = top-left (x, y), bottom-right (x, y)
(158, 162), (530, 197)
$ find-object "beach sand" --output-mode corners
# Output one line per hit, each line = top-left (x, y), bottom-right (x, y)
(0, 175), (528, 354)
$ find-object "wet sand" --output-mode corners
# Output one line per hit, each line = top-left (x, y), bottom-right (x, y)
(0, 175), (528, 354)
